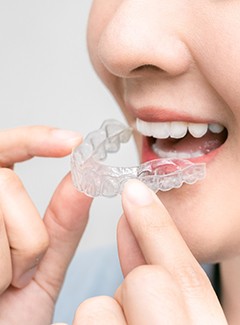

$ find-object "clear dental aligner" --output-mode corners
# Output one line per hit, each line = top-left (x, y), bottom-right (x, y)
(71, 119), (206, 198)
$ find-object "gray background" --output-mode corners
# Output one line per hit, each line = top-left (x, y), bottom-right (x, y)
(0, 1), (138, 250)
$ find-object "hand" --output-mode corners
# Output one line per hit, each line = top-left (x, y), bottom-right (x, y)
(72, 180), (227, 324)
(0, 126), (93, 325)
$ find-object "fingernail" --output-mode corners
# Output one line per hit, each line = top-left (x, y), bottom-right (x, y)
(123, 179), (155, 206)
(51, 129), (82, 145)
(17, 266), (37, 287)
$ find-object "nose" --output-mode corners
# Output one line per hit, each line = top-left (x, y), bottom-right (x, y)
(98, 1), (192, 78)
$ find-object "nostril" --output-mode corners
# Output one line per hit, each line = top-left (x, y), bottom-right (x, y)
(98, 35), (193, 78)
(132, 64), (165, 74)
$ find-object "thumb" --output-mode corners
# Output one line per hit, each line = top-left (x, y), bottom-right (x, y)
(34, 172), (93, 301)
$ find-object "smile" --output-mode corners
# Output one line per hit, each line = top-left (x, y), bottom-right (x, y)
(136, 118), (228, 160)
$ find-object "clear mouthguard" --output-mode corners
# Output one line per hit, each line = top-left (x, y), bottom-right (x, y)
(71, 119), (206, 198)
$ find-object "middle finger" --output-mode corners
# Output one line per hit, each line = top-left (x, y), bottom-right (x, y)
(0, 211), (12, 293)
(73, 296), (127, 325)
(0, 168), (49, 288)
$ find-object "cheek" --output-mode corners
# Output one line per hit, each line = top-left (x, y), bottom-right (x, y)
(190, 5), (240, 118)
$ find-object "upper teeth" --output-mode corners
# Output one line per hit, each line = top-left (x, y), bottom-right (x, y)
(136, 118), (224, 139)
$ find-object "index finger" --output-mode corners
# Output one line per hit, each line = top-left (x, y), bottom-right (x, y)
(121, 180), (204, 277)
(120, 180), (226, 324)
(0, 126), (82, 167)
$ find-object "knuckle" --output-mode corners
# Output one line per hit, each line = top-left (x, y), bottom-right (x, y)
(177, 264), (210, 294)
(122, 265), (180, 300)
(0, 269), (12, 294)
(0, 169), (28, 199)
(123, 265), (170, 291)
(137, 212), (171, 241)
(29, 233), (49, 257)
(0, 168), (20, 190)
(15, 230), (49, 261)
(0, 281), (10, 295)
(124, 265), (153, 287)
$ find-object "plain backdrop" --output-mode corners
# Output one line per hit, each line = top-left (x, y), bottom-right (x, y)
(0, 1), (138, 250)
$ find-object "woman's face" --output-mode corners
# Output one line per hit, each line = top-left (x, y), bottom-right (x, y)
(87, 0), (240, 263)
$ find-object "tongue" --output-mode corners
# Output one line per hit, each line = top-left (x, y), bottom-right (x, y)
(153, 130), (227, 156)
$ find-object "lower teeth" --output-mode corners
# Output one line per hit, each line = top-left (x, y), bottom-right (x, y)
(152, 144), (203, 159)
(152, 138), (222, 159)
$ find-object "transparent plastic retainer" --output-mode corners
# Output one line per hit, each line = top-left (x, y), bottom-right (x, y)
(71, 119), (206, 198)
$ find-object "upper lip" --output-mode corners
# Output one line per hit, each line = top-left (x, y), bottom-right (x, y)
(127, 105), (222, 125)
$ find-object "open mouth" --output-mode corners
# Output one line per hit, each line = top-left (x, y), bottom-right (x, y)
(136, 118), (228, 161)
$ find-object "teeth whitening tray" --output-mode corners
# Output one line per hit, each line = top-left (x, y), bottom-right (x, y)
(71, 119), (206, 197)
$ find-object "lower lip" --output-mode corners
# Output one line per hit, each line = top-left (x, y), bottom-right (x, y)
(141, 136), (222, 164)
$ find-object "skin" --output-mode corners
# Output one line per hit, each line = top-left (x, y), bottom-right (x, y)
(2, 0), (240, 323)
(72, 0), (240, 323)
(87, 0), (240, 264)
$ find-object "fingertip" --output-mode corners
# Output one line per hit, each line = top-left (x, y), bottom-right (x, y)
(50, 128), (82, 147)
